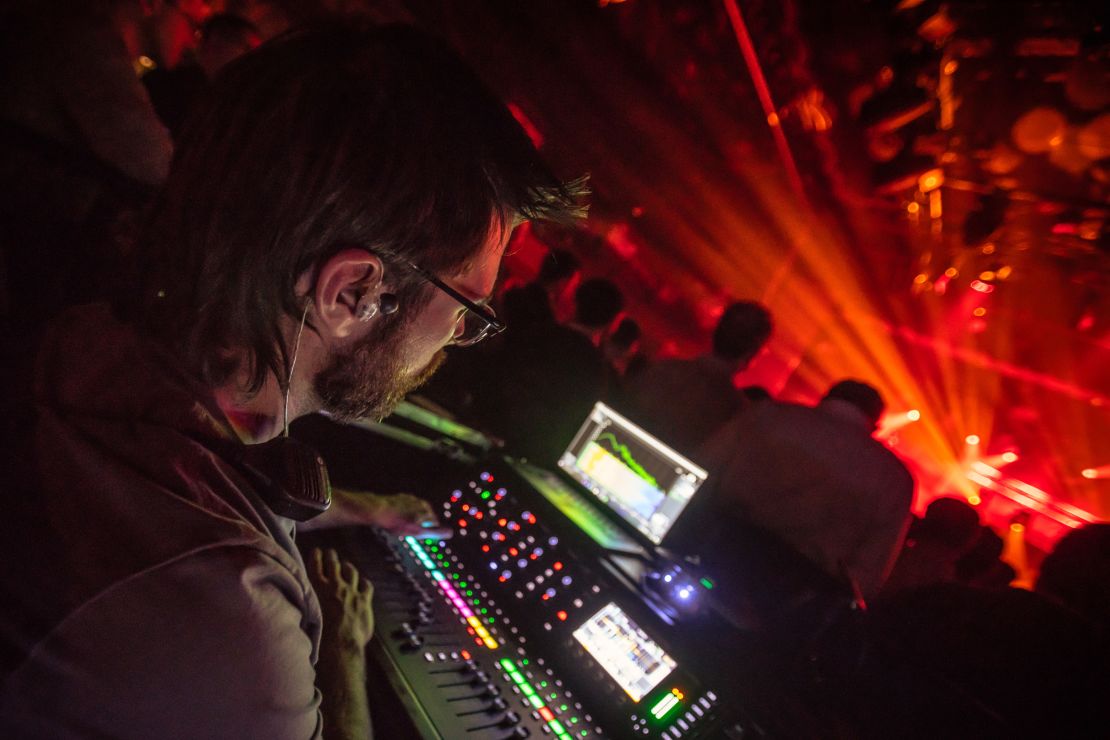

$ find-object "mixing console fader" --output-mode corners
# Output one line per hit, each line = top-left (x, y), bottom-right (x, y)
(307, 459), (740, 740)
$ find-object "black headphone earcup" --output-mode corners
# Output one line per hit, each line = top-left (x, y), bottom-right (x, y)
(379, 293), (399, 314)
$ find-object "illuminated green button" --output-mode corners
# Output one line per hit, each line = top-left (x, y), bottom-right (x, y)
(528, 694), (544, 709)
(521, 684), (536, 696)
(549, 720), (566, 734)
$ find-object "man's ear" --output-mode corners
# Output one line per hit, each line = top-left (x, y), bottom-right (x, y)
(311, 249), (386, 340)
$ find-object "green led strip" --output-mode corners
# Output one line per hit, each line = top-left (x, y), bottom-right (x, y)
(405, 537), (498, 649)
(407, 539), (589, 737)
(500, 658), (579, 740)
(650, 693), (681, 720)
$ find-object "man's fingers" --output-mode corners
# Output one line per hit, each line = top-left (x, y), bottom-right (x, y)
(326, 548), (343, 582)
(410, 525), (453, 540)
(341, 560), (360, 587)
(360, 577), (374, 599)
(310, 547), (326, 582)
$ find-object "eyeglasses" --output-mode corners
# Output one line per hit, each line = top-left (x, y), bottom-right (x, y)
(407, 262), (505, 346)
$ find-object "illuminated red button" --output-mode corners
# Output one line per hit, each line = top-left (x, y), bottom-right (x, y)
(556, 611), (567, 621)
(458, 519), (467, 528)
(553, 562), (563, 571)
(539, 707), (555, 722)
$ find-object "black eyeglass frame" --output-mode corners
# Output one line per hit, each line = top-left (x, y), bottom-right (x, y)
(406, 262), (505, 346)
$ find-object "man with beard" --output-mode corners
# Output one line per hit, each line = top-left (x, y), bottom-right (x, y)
(0, 23), (584, 740)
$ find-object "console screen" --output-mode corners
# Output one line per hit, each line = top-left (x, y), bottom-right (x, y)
(559, 403), (708, 544)
(572, 602), (676, 702)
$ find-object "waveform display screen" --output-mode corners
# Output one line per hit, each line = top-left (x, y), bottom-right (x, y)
(559, 403), (708, 544)
(572, 602), (677, 702)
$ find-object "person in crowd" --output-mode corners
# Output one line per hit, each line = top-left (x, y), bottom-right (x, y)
(621, 300), (772, 458)
(954, 525), (1015, 588)
(464, 283), (606, 465)
(568, 277), (624, 346)
(530, 247), (582, 323)
(1036, 523), (1110, 629)
(145, 13), (261, 137)
(0, 0), (193, 335)
(197, 12), (263, 77)
(882, 496), (983, 595)
(689, 379), (915, 602)
(0, 22), (584, 739)
(601, 316), (643, 387)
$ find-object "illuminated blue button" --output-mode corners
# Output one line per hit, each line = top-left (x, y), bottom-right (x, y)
(518, 559), (528, 569)
(548, 536), (558, 546)
(561, 576), (572, 586)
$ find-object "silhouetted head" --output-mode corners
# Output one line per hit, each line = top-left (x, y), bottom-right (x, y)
(822, 379), (885, 431)
(573, 278), (623, 329)
(712, 301), (772, 366)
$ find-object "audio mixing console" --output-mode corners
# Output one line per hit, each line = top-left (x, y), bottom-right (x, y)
(302, 460), (748, 740)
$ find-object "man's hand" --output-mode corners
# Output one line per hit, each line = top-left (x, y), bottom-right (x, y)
(363, 492), (444, 537)
(309, 548), (374, 653)
(303, 489), (452, 539)
(308, 548), (374, 739)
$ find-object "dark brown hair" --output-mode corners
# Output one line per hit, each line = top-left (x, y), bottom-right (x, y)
(128, 22), (586, 392)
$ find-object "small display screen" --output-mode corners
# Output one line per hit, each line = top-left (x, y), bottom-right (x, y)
(572, 602), (677, 702)
(559, 402), (708, 544)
